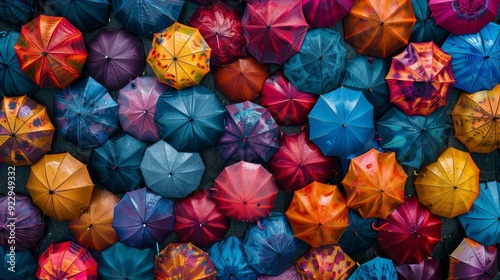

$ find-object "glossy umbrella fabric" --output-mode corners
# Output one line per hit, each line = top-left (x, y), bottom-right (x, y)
(302, 0), (354, 27)
(295, 245), (355, 279)
(0, 247), (37, 279)
(0, 0), (35, 25)
(207, 236), (257, 280)
(338, 210), (378, 256)
(396, 258), (442, 280)
(410, 0), (449, 44)
(49, 0), (111, 32)
(155, 243), (216, 280)
(98, 242), (154, 279)
(448, 238), (498, 279)
(348, 257), (397, 279)
(14, 15), (87, 89)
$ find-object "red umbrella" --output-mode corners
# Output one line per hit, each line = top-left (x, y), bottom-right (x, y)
(302, 0), (354, 28)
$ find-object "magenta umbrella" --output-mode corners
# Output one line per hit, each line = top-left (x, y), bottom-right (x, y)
(302, 0), (354, 27)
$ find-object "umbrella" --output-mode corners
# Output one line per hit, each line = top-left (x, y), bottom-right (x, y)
(283, 28), (347, 95)
(0, 31), (39, 97)
(441, 22), (500, 93)
(14, 15), (87, 89)
(410, 0), (449, 44)
(348, 257), (397, 279)
(268, 131), (336, 193)
(26, 152), (94, 221)
(285, 181), (349, 248)
(342, 148), (406, 219)
(155, 85), (227, 152)
(338, 209), (378, 256)
(295, 245), (355, 279)
(257, 265), (300, 280)
(48, 0), (111, 32)
(36, 241), (98, 280)
(242, 212), (302, 276)
(53, 76), (119, 149)
(174, 189), (230, 248)
(214, 55), (270, 102)
(451, 85), (500, 153)
(217, 101), (280, 164)
(241, 0), (309, 64)
(308, 86), (375, 157)
(99, 242), (154, 279)
(112, 0), (184, 37)
(112, 187), (175, 250)
(414, 147), (480, 218)
(117, 76), (169, 142)
(448, 238), (498, 279)
(458, 181), (500, 246)
(140, 140), (205, 198)
(211, 161), (279, 223)
(260, 71), (318, 126)
(147, 22), (210, 90)
(301, 0), (354, 27)
(343, 0), (416, 58)
(0, 95), (55, 166)
(377, 107), (451, 170)
(207, 236), (257, 280)
(88, 133), (147, 194)
(0, 247), (37, 279)
(0, 0), (35, 25)
(67, 188), (120, 251)
(0, 194), (45, 250)
(192, 0), (217, 6)
(396, 258), (442, 280)
(155, 242), (217, 280)
(86, 28), (145, 91)
(188, 2), (246, 66)
(375, 196), (442, 264)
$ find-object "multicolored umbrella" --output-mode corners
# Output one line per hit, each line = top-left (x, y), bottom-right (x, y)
(396, 258), (442, 280)
(257, 265), (300, 280)
(410, 0), (449, 44)
(301, 0), (354, 27)
(48, 0), (111, 32)
(348, 257), (397, 279)
(99, 242), (154, 279)
(338, 210), (378, 256)
(207, 236), (257, 280)
(448, 238), (498, 279)
(295, 245), (355, 279)
(0, 0), (36, 25)
(0, 247), (37, 279)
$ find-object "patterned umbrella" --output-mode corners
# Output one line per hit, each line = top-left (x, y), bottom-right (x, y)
(207, 236), (257, 280)
(448, 238), (498, 279)
(155, 243), (216, 280)
(295, 245), (355, 279)
(348, 257), (397, 279)
(301, 0), (354, 27)
(99, 242), (154, 279)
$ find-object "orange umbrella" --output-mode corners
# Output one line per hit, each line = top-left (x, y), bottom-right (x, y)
(68, 188), (120, 251)
(414, 147), (480, 218)
(285, 181), (349, 248)
(26, 152), (94, 221)
(343, 0), (416, 58)
(341, 148), (406, 219)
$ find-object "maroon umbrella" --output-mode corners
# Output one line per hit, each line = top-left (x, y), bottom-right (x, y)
(302, 0), (354, 28)
(449, 238), (498, 279)
(86, 28), (145, 91)
(396, 258), (441, 280)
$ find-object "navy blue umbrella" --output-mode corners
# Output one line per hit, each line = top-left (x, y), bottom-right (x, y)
(207, 236), (257, 280)
(339, 209), (378, 256)
(99, 242), (154, 279)
(0, 0), (35, 25)
(0, 247), (37, 279)
(48, 0), (111, 32)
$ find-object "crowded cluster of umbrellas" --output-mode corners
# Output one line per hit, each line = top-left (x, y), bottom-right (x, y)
(1, 0), (500, 278)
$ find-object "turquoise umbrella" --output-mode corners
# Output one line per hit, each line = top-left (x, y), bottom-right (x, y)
(348, 257), (397, 279)
(207, 236), (257, 280)
(98, 242), (154, 279)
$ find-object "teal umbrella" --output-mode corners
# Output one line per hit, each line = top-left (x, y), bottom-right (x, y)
(0, 247), (37, 279)
(348, 257), (397, 279)
(98, 242), (154, 279)
(0, 0), (35, 25)
(48, 0), (111, 32)
(410, 0), (449, 45)
(207, 236), (257, 280)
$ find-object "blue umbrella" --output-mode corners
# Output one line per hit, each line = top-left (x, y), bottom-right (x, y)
(309, 86), (374, 157)
(410, 0), (449, 45)
(207, 236), (257, 280)
(0, 247), (37, 279)
(48, 0), (111, 32)
(98, 242), (154, 279)
(338, 210), (378, 256)
(0, 0), (35, 25)
(458, 181), (500, 247)
(348, 257), (397, 280)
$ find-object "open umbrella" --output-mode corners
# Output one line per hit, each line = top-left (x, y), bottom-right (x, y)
(155, 85), (227, 152)
(410, 0), (449, 44)
(448, 238), (498, 279)
(48, 0), (111, 32)
(86, 28), (145, 91)
(192, 0), (216, 5)
(386, 41), (455, 116)
(285, 181), (349, 248)
(207, 236), (257, 280)
(0, 0), (35, 25)
(258, 265), (300, 280)
(99, 242), (154, 279)
(14, 15), (87, 88)
(302, 0), (354, 27)
(348, 257), (397, 279)
(377, 107), (451, 170)
(217, 101), (280, 164)
(26, 152), (94, 221)
(0, 247), (37, 279)
(396, 258), (442, 280)
(308, 87), (375, 157)
(147, 22), (210, 90)
(241, 0), (309, 64)
(112, 187), (175, 250)
(343, 0), (416, 58)
(0, 95), (55, 166)
(140, 140), (205, 199)
(414, 147), (480, 218)
(338, 209), (378, 256)
(283, 28), (347, 95)
(295, 245), (355, 279)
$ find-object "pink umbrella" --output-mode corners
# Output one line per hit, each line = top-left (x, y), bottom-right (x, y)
(302, 0), (354, 28)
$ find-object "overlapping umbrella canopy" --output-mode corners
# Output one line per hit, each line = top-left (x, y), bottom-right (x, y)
(207, 236), (257, 280)
(48, 0), (111, 32)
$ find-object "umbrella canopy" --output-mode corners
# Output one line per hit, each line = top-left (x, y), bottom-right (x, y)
(396, 258), (442, 280)
(68, 188), (120, 251)
(451, 85), (500, 153)
(458, 181), (500, 246)
(26, 152), (93, 221)
(207, 236), (257, 280)
(285, 182), (349, 248)
(48, 0), (111, 32)
(386, 41), (455, 116)
(343, 0), (416, 58)
(441, 22), (500, 93)
(302, 0), (354, 27)
(53, 77), (118, 149)
(147, 22), (210, 90)
(188, 2), (246, 66)
(0, 0), (35, 25)
(448, 238), (498, 279)
(410, 0), (449, 44)
(155, 242), (217, 280)
(342, 148), (406, 219)
(348, 257), (397, 279)
(338, 209), (378, 256)
(112, 0), (184, 37)
(140, 140), (205, 198)
(217, 101), (280, 164)
(0, 95), (55, 166)
(0, 247), (37, 279)
(14, 15), (87, 88)
(36, 241), (98, 280)
(86, 28), (145, 91)
(377, 107), (451, 170)
(295, 245), (355, 279)
(155, 85), (227, 152)
(99, 242), (154, 279)
(308, 87), (375, 157)
(192, 0), (216, 5)
(414, 147), (480, 218)
(241, 0), (309, 64)
(112, 187), (175, 250)
(283, 28), (347, 95)
(174, 189), (230, 248)
(268, 131), (336, 193)
(211, 161), (279, 223)
(257, 265), (300, 280)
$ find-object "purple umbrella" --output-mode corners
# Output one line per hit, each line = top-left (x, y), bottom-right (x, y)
(258, 265), (300, 280)
(86, 28), (145, 91)
(396, 259), (441, 280)
(449, 238), (497, 279)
